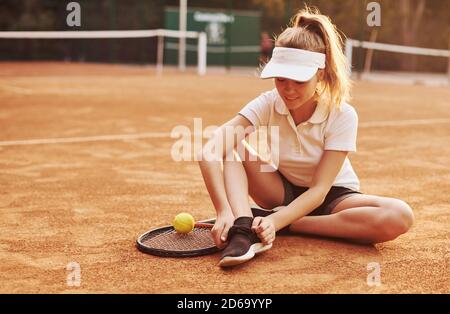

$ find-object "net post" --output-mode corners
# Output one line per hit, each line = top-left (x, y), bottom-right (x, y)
(345, 38), (354, 76)
(178, 0), (187, 72)
(157, 35), (164, 75)
(364, 28), (379, 74)
(197, 32), (207, 76)
(447, 29), (450, 85)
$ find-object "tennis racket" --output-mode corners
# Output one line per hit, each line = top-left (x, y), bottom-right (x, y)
(136, 207), (278, 257)
(136, 219), (220, 257)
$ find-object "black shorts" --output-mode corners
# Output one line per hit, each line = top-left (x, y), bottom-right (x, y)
(280, 174), (362, 216)
(250, 175), (362, 235)
(250, 177), (361, 217)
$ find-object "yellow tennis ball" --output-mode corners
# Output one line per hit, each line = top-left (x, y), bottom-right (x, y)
(173, 213), (195, 234)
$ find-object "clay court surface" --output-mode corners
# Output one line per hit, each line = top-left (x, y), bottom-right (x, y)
(0, 62), (449, 294)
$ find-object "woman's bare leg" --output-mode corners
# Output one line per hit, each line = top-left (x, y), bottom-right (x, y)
(288, 194), (414, 243)
(223, 144), (285, 219)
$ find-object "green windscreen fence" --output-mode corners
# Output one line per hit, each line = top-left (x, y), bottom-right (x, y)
(164, 7), (261, 67)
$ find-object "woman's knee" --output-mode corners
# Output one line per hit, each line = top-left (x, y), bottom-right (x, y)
(376, 199), (414, 241)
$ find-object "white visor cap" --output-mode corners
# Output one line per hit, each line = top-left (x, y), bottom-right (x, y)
(260, 47), (326, 82)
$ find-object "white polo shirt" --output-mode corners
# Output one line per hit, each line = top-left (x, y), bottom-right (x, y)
(238, 88), (360, 191)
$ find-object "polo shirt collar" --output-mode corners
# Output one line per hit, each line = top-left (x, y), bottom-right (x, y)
(275, 91), (329, 124)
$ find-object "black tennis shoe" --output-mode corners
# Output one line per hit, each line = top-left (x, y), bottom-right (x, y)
(219, 216), (272, 267)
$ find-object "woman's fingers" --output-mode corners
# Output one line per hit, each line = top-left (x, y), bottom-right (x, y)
(251, 217), (263, 231)
(252, 217), (272, 233)
(259, 220), (271, 233)
(220, 223), (231, 243)
(260, 233), (275, 245)
(212, 224), (225, 248)
(259, 227), (274, 239)
(252, 218), (272, 234)
(251, 217), (275, 245)
(259, 228), (275, 244)
(212, 222), (232, 249)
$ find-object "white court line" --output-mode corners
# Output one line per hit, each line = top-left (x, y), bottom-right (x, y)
(0, 118), (449, 147)
(359, 118), (450, 128)
(0, 84), (34, 95)
(0, 132), (171, 146)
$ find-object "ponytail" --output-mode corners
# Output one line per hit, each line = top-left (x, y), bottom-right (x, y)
(275, 6), (352, 109)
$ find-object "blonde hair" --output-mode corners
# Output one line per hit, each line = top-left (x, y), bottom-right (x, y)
(275, 6), (352, 109)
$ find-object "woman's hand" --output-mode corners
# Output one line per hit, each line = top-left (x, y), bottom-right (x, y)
(211, 212), (235, 249)
(252, 216), (276, 245)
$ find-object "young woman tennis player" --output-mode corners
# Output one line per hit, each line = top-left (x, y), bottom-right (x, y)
(197, 7), (414, 267)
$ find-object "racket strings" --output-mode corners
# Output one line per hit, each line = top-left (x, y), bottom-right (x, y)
(142, 227), (215, 251)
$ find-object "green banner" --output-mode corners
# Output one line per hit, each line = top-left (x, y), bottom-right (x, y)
(164, 7), (261, 66)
